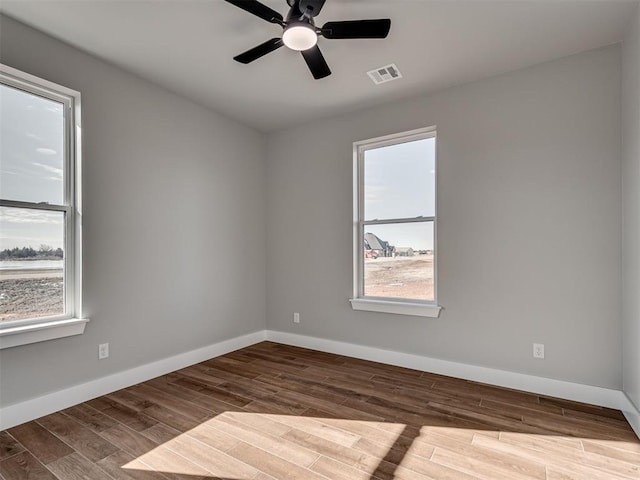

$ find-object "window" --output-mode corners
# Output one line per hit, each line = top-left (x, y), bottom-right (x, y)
(351, 127), (441, 317)
(0, 64), (87, 349)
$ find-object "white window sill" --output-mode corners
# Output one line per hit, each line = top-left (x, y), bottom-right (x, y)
(350, 298), (442, 318)
(0, 318), (89, 349)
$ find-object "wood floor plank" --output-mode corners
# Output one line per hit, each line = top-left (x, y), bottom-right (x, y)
(340, 358), (424, 379)
(538, 396), (627, 420)
(562, 407), (634, 428)
(431, 445), (523, 480)
(371, 373), (436, 390)
(281, 389), (385, 422)
(162, 434), (259, 479)
(7, 422), (73, 465)
(86, 397), (158, 432)
(194, 368), (282, 397)
(0, 451), (58, 480)
(214, 410), (293, 437)
(274, 415), (362, 448)
(241, 398), (306, 416)
(178, 383), (252, 409)
(139, 424), (182, 446)
(181, 422), (242, 454)
(281, 426), (389, 473)
(582, 438), (640, 465)
(522, 412), (638, 441)
(252, 362), (331, 383)
(97, 450), (170, 480)
(163, 374), (224, 395)
(472, 433), (634, 480)
(309, 454), (388, 480)
(420, 430), (547, 479)
(353, 435), (435, 464)
(376, 446), (483, 480)
(479, 397), (564, 419)
(213, 380), (278, 402)
(205, 415), (321, 467)
(61, 404), (119, 433)
(254, 373), (349, 406)
(36, 412), (119, 463)
(125, 384), (213, 420)
(426, 402), (557, 435)
(226, 442), (327, 480)
(202, 359), (264, 380)
(47, 452), (113, 480)
(0, 432), (24, 462)
(341, 396), (496, 433)
(114, 446), (209, 480)
(140, 405), (200, 433)
(99, 424), (159, 459)
(432, 379), (541, 407)
(105, 390), (156, 412)
(142, 377), (205, 403)
(187, 392), (248, 414)
(2, 341), (638, 480)
(171, 365), (226, 387)
(544, 463), (633, 480)
(317, 417), (410, 447)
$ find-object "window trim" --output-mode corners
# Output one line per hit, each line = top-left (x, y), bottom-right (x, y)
(0, 64), (88, 349)
(350, 126), (442, 318)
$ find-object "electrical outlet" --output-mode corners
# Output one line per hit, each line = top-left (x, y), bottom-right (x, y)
(533, 343), (544, 359)
(98, 343), (109, 360)
(293, 312), (300, 324)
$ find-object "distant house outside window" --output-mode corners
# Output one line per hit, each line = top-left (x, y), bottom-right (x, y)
(351, 127), (441, 318)
(0, 64), (87, 348)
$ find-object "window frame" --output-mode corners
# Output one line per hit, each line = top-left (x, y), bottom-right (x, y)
(0, 64), (87, 349)
(350, 126), (442, 318)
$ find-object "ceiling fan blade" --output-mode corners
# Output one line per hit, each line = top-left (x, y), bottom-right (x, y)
(234, 38), (284, 64)
(321, 19), (391, 39)
(299, 0), (326, 17)
(224, 0), (283, 24)
(301, 45), (331, 79)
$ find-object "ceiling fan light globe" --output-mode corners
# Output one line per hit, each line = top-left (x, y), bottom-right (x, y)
(282, 24), (318, 51)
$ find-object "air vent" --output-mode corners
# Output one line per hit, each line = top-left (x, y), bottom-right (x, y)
(367, 63), (403, 85)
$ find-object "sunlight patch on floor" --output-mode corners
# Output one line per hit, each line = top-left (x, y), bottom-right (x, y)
(123, 412), (406, 478)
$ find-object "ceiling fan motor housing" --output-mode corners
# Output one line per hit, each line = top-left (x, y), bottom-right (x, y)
(282, 0), (319, 51)
(285, 1), (314, 25)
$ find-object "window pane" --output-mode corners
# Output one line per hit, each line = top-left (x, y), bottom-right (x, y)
(364, 137), (435, 221)
(363, 222), (434, 301)
(0, 207), (65, 321)
(0, 84), (65, 205)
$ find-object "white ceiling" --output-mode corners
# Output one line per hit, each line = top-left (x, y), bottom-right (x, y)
(1, 1), (637, 132)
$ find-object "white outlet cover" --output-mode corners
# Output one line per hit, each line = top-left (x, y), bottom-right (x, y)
(533, 343), (545, 359)
(98, 343), (109, 359)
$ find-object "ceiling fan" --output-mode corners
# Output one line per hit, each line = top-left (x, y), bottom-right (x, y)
(224, 0), (391, 79)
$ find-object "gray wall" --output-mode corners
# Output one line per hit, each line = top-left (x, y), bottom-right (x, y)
(0, 16), (266, 406)
(266, 46), (622, 389)
(623, 5), (640, 410)
(0, 14), (627, 409)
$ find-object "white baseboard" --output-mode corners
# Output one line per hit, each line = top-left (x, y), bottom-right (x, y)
(0, 330), (266, 430)
(265, 330), (627, 412)
(620, 394), (640, 439)
(3, 328), (638, 441)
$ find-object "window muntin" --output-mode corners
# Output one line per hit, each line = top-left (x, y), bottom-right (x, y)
(355, 128), (437, 305)
(0, 69), (78, 327)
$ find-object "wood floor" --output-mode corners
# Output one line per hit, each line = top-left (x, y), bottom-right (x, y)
(1, 342), (639, 480)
